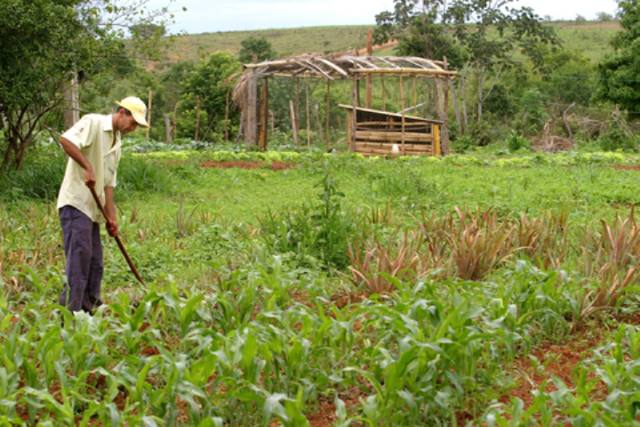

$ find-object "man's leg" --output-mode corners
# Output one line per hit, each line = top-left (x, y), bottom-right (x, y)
(84, 221), (104, 312)
(59, 206), (94, 312)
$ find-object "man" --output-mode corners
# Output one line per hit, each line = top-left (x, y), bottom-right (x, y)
(57, 96), (148, 313)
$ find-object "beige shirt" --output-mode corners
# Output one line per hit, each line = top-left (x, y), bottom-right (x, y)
(56, 114), (122, 223)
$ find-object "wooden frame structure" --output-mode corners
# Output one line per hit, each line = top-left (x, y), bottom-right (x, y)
(233, 54), (456, 155)
(340, 105), (442, 156)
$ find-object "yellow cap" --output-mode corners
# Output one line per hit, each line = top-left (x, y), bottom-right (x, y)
(116, 96), (149, 127)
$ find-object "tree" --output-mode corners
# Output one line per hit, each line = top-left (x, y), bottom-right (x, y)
(597, 12), (614, 22)
(375, 0), (558, 124)
(238, 36), (277, 64)
(599, 0), (640, 116)
(0, 0), (174, 170)
(178, 53), (241, 141)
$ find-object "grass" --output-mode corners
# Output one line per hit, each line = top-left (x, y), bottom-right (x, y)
(158, 21), (620, 66)
(164, 25), (372, 64)
(2, 146), (640, 424)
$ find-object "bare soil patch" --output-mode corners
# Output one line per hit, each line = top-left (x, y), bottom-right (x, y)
(306, 386), (367, 427)
(499, 327), (607, 409)
(200, 160), (294, 170)
(614, 164), (640, 171)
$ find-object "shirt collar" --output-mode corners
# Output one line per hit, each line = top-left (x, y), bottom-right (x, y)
(102, 114), (113, 132)
(103, 114), (121, 154)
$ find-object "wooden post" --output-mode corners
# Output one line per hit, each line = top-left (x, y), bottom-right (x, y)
(451, 79), (462, 135)
(295, 78), (301, 131)
(381, 78), (386, 111)
(325, 79), (331, 150)
(412, 77), (418, 110)
(433, 124), (441, 156)
(194, 96), (201, 141)
(461, 75), (469, 133)
(435, 78), (443, 128)
(270, 110), (275, 135)
(365, 29), (373, 108)
(351, 77), (358, 152)
(442, 58), (450, 155)
(289, 100), (299, 146)
(245, 70), (259, 147)
(346, 110), (353, 150)
(146, 89), (153, 141)
(305, 81), (311, 148)
(224, 88), (231, 141)
(400, 74), (406, 155)
(258, 78), (269, 151)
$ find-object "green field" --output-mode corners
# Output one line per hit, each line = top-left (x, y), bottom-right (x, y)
(2, 147), (640, 425)
(162, 21), (620, 65)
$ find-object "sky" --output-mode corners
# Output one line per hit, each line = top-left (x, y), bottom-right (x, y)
(153, 0), (619, 34)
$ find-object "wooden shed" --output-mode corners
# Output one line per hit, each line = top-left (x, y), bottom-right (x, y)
(234, 53), (456, 155)
(339, 105), (442, 156)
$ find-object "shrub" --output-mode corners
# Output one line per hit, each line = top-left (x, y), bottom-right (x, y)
(452, 135), (476, 153)
(598, 127), (638, 152)
(506, 132), (532, 152)
(0, 145), (65, 200)
(260, 166), (354, 269)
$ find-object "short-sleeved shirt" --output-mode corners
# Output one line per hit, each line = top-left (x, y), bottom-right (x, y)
(56, 114), (122, 223)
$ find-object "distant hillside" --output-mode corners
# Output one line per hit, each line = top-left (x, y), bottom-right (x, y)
(161, 21), (620, 65)
(165, 26), (372, 63)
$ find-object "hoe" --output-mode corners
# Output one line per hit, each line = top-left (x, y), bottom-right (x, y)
(88, 185), (145, 285)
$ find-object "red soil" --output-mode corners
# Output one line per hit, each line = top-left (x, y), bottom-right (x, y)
(200, 160), (294, 170)
(614, 164), (640, 171)
(500, 327), (607, 409)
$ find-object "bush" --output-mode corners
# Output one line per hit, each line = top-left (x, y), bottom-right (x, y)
(598, 127), (638, 152)
(260, 165), (354, 269)
(506, 132), (532, 152)
(452, 135), (476, 153)
(117, 155), (176, 194)
(0, 145), (65, 200)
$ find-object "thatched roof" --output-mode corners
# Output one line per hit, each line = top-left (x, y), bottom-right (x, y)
(233, 54), (456, 107)
(244, 54), (456, 80)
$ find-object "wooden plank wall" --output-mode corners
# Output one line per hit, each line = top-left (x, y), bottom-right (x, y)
(349, 109), (440, 157)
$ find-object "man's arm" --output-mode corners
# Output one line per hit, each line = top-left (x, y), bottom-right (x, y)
(59, 137), (95, 187)
(104, 186), (118, 237)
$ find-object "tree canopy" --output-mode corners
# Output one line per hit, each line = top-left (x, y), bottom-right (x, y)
(599, 0), (640, 116)
(238, 36), (277, 64)
(0, 0), (174, 169)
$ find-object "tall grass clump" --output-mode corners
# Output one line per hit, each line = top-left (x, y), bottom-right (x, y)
(260, 166), (354, 269)
(349, 208), (575, 291)
(0, 145), (65, 200)
(117, 156), (176, 194)
(579, 211), (640, 317)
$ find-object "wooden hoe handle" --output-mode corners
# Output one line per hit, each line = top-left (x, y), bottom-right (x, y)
(88, 185), (145, 285)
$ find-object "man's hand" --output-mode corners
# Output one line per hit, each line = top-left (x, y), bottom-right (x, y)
(106, 219), (119, 237)
(84, 167), (96, 188)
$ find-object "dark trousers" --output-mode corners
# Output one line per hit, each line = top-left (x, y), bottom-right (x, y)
(59, 205), (103, 312)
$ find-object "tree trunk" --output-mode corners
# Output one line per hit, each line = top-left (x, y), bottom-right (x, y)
(164, 113), (173, 144)
(451, 79), (462, 135)
(63, 72), (80, 130)
(461, 75), (468, 132)
(477, 70), (485, 124)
